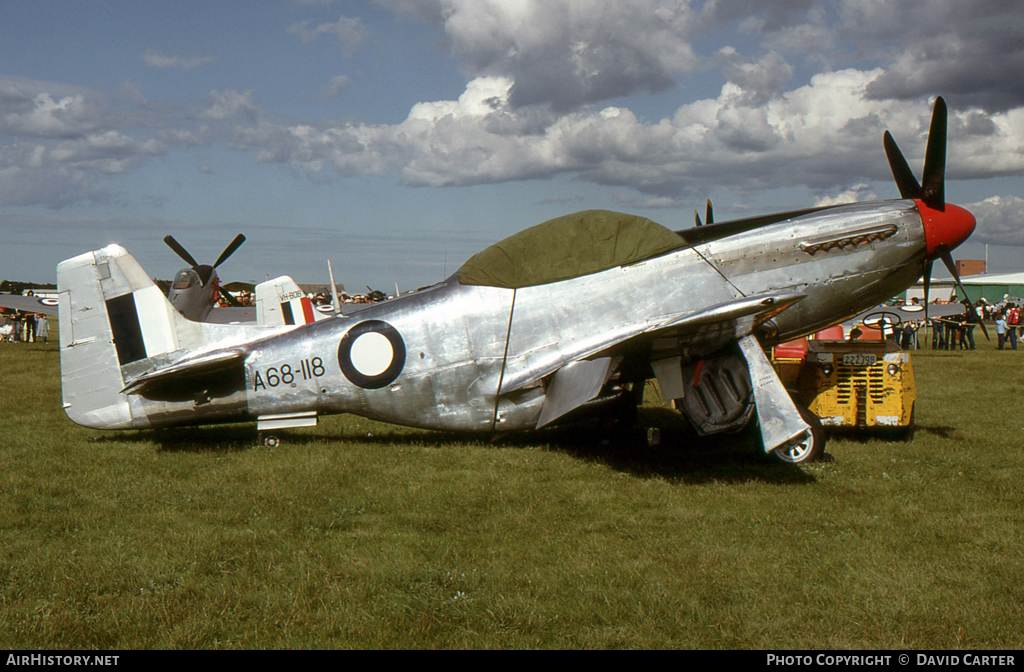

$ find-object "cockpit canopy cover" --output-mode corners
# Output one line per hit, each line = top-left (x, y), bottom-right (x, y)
(458, 209), (688, 289)
(173, 268), (200, 290)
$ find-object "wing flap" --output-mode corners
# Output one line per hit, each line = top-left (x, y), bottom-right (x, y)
(535, 357), (617, 428)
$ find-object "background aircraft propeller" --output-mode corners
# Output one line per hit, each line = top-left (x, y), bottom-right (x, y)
(214, 234), (246, 269)
(163, 235), (199, 269)
(883, 97), (987, 340)
(694, 199), (713, 227)
(163, 233), (247, 307)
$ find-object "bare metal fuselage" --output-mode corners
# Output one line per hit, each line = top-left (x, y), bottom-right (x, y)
(85, 199), (926, 433)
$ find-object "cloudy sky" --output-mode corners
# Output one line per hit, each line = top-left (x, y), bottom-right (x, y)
(2, 0), (1023, 290)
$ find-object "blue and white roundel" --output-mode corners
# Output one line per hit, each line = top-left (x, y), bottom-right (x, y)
(337, 320), (406, 389)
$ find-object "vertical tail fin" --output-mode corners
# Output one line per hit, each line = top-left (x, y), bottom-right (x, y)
(254, 276), (322, 327)
(58, 245), (182, 428)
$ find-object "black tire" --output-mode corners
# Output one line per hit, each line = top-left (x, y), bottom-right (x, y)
(771, 401), (826, 464)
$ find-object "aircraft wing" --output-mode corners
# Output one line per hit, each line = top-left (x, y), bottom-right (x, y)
(0, 293), (58, 315)
(845, 303), (965, 327)
(501, 290), (805, 397)
(518, 290), (806, 434)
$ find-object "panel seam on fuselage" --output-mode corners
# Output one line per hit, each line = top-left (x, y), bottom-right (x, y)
(491, 288), (517, 432)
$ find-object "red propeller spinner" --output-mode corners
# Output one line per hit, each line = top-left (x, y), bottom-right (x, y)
(917, 200), (976, 260)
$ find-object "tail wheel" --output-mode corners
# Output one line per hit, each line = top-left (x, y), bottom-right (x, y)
(772, 401), (826, 464)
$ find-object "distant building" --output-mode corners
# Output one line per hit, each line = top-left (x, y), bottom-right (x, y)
(959, 272), (1024, 303)
(956, 259), (986, 276)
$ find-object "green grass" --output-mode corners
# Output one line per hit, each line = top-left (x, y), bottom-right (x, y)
(1, 325), (1023, 649)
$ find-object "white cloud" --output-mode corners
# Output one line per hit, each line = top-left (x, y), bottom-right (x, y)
(319, 75), (354, 99)
(964, 195), (1024, 246)
(814, 184), (877, 207)
(0, 89), (105, 138)
(0, 77), (171, 206)
(407, 76), (512, 122)
(143, 49), (217, 70)
(420, 0), (702, 111)
(214, 65), (1024, 207)
(613, 193), (684, 209)
(200, 89), (260, 121)
(841, 0), (1024, 112)
(48, 131), (164, 174)
(4, 1), (1024, 230)
(287, 15), (369, 54)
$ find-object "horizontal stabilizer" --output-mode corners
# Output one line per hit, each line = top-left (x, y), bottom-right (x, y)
(121, 349), (247, 395)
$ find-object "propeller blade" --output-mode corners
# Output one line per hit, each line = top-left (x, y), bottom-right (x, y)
(937, 245), (957, 285)
(883, 131), (922, 200)
(920, 96), (947, 210)
(218, 287), (244, 307)
(938, 246), (989, 341)
(923, 259), (932, 323)
(705, 199), (714, 226)
(214, 234), (246, 268)
(164, 235), (199, 269)
(694, 209), (703, 227)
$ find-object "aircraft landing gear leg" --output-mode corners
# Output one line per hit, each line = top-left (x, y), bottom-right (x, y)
(770, 401), (826, 464)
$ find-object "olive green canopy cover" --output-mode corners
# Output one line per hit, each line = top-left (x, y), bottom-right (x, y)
(458, 209), (688, 289)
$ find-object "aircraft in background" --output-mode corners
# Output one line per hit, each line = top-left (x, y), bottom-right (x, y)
(0, 292), (60, 316)
(55, 97), (979, 463)
(162, 233), (248, 322)
(2, 233), (335, 328)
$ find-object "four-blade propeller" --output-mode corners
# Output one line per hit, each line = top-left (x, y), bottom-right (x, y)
(883, 96), (987, 341)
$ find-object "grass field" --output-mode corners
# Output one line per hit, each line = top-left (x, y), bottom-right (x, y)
(1, 323), (1022, 649)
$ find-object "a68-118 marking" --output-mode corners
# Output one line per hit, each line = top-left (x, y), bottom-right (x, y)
(253, 357), (325, 391)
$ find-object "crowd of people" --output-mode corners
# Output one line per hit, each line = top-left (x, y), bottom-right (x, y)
(893, 295), (1021, 351)
(1, 310), (49, 344)
(216, 288), (387, 308)
(922, 313), (981, 350)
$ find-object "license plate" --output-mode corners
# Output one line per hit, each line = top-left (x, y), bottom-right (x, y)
(843, 353), (876, 366)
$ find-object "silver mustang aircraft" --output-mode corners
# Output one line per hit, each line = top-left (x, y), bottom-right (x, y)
(55, 97), (977, 462)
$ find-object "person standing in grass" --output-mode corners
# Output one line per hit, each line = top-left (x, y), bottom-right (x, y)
(995, 312), (1007, 350)
(1009, 304), (1020, 350)
(35, 314), (49, 344)
(931, 316), (945, 350)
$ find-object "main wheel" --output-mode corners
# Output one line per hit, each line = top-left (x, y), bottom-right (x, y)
(772, 401), (826, 463)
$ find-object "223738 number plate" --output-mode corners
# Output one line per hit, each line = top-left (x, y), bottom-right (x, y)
(842, 353), (876, 366)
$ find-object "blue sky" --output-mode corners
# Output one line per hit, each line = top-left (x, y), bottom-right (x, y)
(2, 0), (1023, 291)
